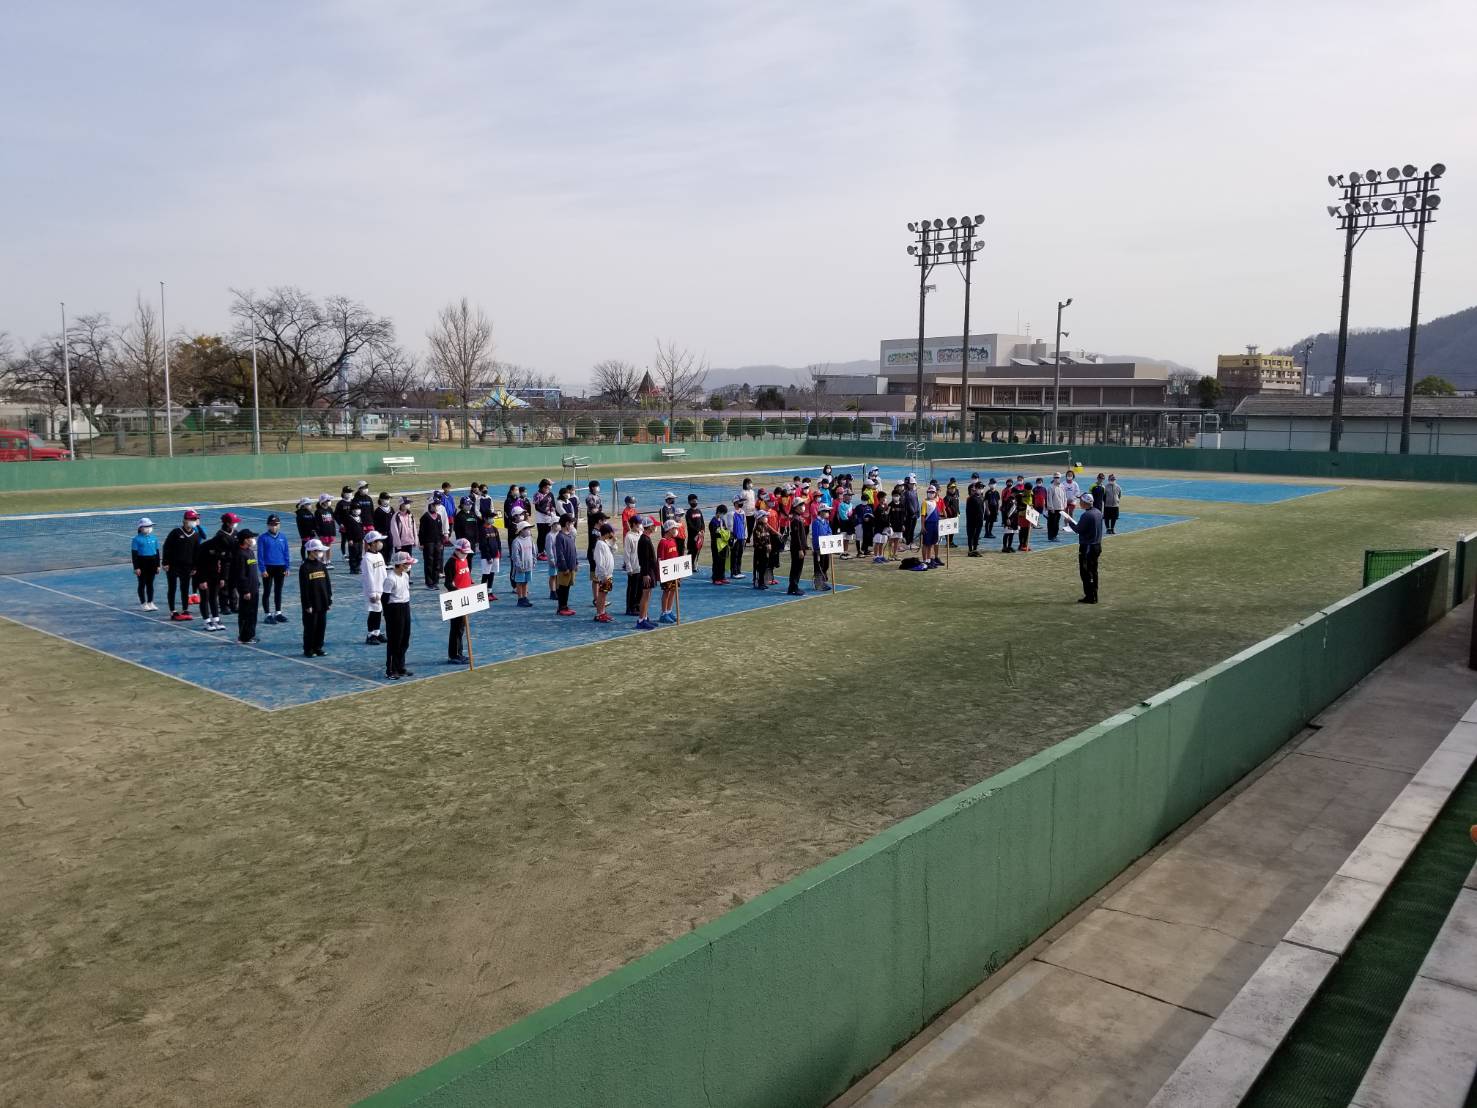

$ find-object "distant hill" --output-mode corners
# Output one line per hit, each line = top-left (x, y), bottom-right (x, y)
(1104, 355), (1202, 376)
(1278, 305), (1477, 390)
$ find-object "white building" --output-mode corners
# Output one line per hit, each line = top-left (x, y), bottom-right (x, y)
(1215, 396), (1477, 454)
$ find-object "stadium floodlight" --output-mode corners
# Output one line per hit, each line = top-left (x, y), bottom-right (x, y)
(1327, 175), (1338, 187)
(903, 211), (986, 442)
(1324, 161), (1448, 454)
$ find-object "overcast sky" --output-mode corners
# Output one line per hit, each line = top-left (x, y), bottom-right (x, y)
(4, 0), (1474, 385)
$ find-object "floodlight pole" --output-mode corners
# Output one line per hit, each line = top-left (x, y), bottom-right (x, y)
(914, 227), (932, 442)
(1052, 298), (1072, 444)
(959, 241), (973, 443)
(1399, 174), (1431, 455)
(1330, 209), (1357, 452)
(1300, 337), (1317, 397)
(60, 302), (75, 459)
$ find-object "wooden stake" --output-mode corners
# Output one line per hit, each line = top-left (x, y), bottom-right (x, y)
(464, 614), (474, 671)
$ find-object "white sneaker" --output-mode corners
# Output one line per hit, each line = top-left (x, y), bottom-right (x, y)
(140, 603), (150, 611)
(149, 602), (159, 611)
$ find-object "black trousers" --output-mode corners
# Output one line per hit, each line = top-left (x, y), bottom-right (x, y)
(196, 574), (220, 618)
(536, 522), (550, 553)
(423, 542), (442, 586)
(729, 538), (744, 576)
(788, 548), (805, 592)
(984, 510), (997, 538)
(1104, 506), (1120, 534)
(556, 582), (572, 609)
(965, 510), (982, 551)
(903, 516), (917, 545)
(385, 603), (411, 673)
(263, 566), (286, 611)
(301, 607), (327, 653)
(237, 590), (258, 641)
(587, 530), (598, 568)
(448, 614), (466, 659)
(136, 566), (157, 603)
(167, 568), (192, 612)
(1047, 510), (1061, 541)
(1079, 543), (1101, 601)
(711, 544), (727, 581)
(685, 534), (700, 568)
(346, 540), (363, 574)
(625, 573), (642, 615)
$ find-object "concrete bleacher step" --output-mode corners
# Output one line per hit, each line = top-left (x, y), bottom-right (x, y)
(1148, 715), (1477, 1108)
(1348, 870), (1477, 1108)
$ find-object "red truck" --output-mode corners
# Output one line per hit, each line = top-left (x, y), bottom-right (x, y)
(0, 429), (71, 461)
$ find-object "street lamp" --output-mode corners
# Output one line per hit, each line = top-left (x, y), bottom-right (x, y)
(160, 281), (174, 457)
(1299, 336), (1318, 397)
(245, 325), (263, 455)
(905, 215), (984, 442)
(1052, 298), (1073, 443)
(1324, 163), (1446, 452)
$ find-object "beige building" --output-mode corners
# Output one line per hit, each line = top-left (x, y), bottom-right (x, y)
(1217, 345), (1301, 396)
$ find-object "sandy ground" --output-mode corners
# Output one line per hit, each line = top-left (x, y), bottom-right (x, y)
(2, 474), (1474, 1107)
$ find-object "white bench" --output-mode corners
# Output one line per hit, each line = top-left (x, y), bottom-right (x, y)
(382, 455), (420, 475)
(660, 447), (687, 462)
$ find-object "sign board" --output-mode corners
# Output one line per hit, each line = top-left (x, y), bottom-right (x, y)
(1024, 506), (1043, 528)
(439, 583), (490, 622)
(659, 554), (693, 583)
(817, 534), (845, 556)
(937, 517), (960, 537)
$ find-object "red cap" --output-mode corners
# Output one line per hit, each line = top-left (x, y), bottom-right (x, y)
(221, 512), (241, 524)
(183, 509), (200, 520)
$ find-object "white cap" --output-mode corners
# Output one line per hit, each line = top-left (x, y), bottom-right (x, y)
(662, 519), (678, 531)
(356, 480), (369, 489)
(297, 497), (311, 507)
(517, 520), (533, 532)
(454, 537), (473, 553)
(363, 530), (385, 544)
(317, 493), (332, 503)
(138, 517), (154, 528)
(392, 551), (415, 566)
(305, 538), (327, 554)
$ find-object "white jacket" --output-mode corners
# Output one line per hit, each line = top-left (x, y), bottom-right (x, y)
(361, 550), (387, 611)
(623, 530), (641, 574)
(1045, 483), (1066, 511)
(593, 539), (616, 582)
(1062, 479), (1081, 503)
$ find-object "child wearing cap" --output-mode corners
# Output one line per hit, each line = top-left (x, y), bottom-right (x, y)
(381, 551), (415, 679)
(635, 518), (658, 629)
(162, 509), (204, 621)
(871, 492), (889, 562)
(657, 520), (681, 623)
(294, 497), (316, 559)
(314, 496), (338, 567)
(592, 522), (616, 622)
(258, 514), (292, 623)
(585, 480), (604, 568)
(479, 512), (502, 599)
(1000, 480), (1019, 553)
(749, 515), (771, 591)
(683, 495), (704, 570)
(372, 491), (394, 548)
(620, 495), (639, 539)
(887, 489), (906, 561)
(510, 521), (535, 607)
(543, 517), (560, 601)
(298, 540), (333, 656)
(444, 537), (476, 661)
(131, 517), (160, 611)
(1103, 474), (1123, 535)
(342, 503), (366, 575)
(984, 478), (1001, 540)
(554, 514), (579, 616)
(198, 513), (240, 631)
(787, 503), (809, 596)
(231, 530), (261, 644)
(728, 497), (747, 580)
(418, 496), (446, 590)
(391, 497), (417, 560)
(361, 530), (388, 645)
(533, 479), (556, 557)
(708, 503), (731, 585)
(810, 503), (834, 589)
(623, 515), (643, 616)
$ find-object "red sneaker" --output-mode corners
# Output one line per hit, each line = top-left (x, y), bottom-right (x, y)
(487, 594), (498, 601)
(557, 608), (576, 616)
(594, 612), (613, 623)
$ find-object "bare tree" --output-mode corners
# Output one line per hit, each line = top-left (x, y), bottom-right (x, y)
(425, 297), (495, 448)
(650, 340), (708, 432)
(1167, 368), (1199, 409)
(590, 358), (641, 441)
(114, 296), (167, 453)
(229, 287), (398, 410)
(356, 347), (425, 408)
(798, 362), (830, 421)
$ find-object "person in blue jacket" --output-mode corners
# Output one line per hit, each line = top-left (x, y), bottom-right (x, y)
(131, 517), (161, 611)
(809, 502), (833, 592)
(728, 496), (747, 579)
(257, 513), (292, 624)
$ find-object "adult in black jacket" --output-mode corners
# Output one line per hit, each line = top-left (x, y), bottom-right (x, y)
(298, 542), (333, 656)
(199, 515), (240, 624)
(983, 480), (1001, 539)
(351, 484), (375, 522)
(902, 481), (921, 548)
(372, 494), (394, 545)
(341, 507), (365, 574)
(453, 499), (481, 546)
(635, 521), (659, 626)
(161, 511), (205, 620)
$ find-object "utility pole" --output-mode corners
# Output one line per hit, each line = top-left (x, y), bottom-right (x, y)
(60, 302), (75, 459)
(1399, 173), (1432, 455)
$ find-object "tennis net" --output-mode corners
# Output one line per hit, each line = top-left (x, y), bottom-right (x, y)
(610, 463), (876, 516)
(925, 449), (1076, 485)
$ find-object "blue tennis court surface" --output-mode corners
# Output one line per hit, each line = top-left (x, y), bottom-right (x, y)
(0, 508), (1190, 710)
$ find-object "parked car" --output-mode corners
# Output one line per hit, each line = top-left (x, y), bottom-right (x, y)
(0, 428), (70, 461)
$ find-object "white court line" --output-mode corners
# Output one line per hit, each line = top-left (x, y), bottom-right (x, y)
(3, 577), (383, 699)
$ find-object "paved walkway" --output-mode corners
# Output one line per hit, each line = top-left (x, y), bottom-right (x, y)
(837, 608), (1477, 1108)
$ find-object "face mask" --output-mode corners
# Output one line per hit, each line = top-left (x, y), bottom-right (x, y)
(141, 527), (153, 535)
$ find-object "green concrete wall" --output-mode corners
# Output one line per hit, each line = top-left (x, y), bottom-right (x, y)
(1453, 531), (1477, 609)
(0, 439), (806, 493)
(359, 550), (1451, 1108)
(802, 439), (1477, 484)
